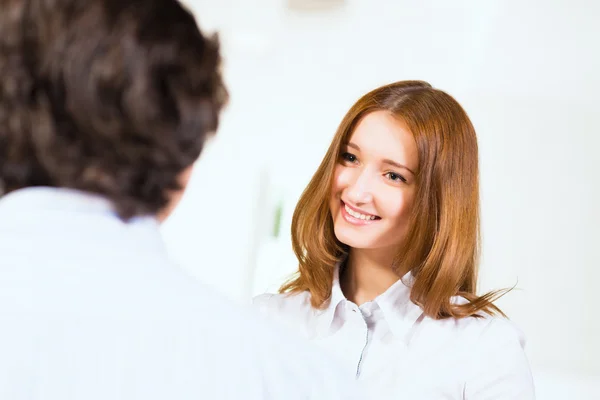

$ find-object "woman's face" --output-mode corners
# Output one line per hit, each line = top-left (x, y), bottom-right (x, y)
(329, 110), (419, 253)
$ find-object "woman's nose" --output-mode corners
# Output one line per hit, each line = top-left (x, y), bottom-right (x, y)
(346, 170), (374, 205)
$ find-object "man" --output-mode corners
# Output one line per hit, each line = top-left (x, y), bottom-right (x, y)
(0, 0), (359, 398)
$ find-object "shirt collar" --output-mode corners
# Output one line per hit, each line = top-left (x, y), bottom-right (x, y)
(0, 187), (162, 245)
(0, 187), (120, 216)
(314, 257), (424, 343)
(375, 271), (424, 342)
(314, 260), (347, 336)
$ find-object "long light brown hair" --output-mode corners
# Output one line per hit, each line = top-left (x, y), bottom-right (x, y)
(280, 80), (508, 319)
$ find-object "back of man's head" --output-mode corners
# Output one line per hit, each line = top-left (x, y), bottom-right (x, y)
(0, 0), (228, 219)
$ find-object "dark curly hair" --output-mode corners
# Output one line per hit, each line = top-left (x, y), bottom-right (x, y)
(0, 0), (228, 219)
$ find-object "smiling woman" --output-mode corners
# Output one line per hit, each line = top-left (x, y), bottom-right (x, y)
(253, 80), (535, 399)
(330, 111), (418, 257)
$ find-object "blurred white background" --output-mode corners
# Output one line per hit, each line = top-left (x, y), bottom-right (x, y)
(161, 0), (600, 398)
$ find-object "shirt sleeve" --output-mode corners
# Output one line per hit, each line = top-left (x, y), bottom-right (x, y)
(464, 317), (536, 399)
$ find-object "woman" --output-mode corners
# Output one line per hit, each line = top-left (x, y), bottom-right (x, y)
(254, 81), (535, 399)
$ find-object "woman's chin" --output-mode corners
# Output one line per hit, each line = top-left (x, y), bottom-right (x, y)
(334, 230), (377, 250)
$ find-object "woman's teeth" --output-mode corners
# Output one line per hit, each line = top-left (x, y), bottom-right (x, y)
(345, 204), (377, 220)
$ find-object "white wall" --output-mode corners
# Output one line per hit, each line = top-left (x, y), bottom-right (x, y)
(162, 0), (600, 397)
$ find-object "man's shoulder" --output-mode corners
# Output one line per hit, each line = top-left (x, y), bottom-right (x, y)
(251, 290), (321, 337)
(252, 290), (313, 319)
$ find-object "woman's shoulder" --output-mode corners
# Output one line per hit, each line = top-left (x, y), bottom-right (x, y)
(471, 315), (527, 350)
(457, 316), (534, 397)
(446, 296), (527, 346)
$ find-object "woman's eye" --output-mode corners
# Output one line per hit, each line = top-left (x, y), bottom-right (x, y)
(341, 152), (357, 163)
(386, 172), (406, 183)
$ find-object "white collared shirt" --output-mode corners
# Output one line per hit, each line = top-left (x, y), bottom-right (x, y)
(0, 188), (361, 400)
(254, 264), (536, 400)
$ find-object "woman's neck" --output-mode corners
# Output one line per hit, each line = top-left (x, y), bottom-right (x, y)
(340, 248), (402, 306)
